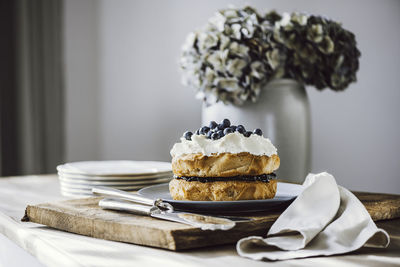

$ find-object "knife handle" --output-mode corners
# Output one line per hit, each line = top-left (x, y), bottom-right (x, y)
(99, 198), (157, 216)
(92, 186), (154, 206)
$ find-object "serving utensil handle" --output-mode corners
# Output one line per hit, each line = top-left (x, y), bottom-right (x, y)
(92, 186), (154, 206)
(99, 198), (157, 216)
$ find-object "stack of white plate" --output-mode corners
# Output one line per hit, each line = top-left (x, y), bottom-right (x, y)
(57, 160), (173, 197)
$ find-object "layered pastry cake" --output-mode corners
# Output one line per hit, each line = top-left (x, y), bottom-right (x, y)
(169, 119), (280, 201)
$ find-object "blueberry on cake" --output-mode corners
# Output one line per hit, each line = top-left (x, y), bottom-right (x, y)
(169, 119), (280, 201)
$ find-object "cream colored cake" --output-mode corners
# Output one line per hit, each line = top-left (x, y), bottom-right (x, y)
(169, 120), (280, 201)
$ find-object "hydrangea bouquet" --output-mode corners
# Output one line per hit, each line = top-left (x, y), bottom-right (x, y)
(180, 6), (360, 105)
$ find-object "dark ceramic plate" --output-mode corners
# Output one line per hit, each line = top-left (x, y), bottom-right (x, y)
(138, 182), (303, 213)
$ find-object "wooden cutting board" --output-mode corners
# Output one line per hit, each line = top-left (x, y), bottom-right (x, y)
(22, 192), (400, 251)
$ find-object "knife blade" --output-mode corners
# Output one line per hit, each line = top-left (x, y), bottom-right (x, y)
(99, 198), (236, 230)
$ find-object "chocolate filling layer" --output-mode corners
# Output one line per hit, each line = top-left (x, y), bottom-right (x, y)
(175, 173), (276, 183)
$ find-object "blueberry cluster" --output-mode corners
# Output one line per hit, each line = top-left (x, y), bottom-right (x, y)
(183, 119), (263, 141)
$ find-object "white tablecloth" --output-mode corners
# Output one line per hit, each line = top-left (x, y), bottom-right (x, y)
(0, 175), (399, 267)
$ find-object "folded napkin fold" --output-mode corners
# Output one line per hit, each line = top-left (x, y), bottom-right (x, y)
(237, 172), (390, 261)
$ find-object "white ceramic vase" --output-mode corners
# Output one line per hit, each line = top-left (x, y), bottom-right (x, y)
(202, 79), (311, 183)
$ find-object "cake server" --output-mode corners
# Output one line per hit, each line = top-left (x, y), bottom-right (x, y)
(92, 186), (174, 211)
(98, 197), (236, 230)
(92, 186), (251, 220)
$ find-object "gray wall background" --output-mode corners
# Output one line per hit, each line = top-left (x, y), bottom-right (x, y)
(64, 0), (400, 194)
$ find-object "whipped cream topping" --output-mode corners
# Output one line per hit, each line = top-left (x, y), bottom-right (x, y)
(170, 132), (277, 157)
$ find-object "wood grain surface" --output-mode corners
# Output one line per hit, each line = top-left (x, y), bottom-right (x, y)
(22, 192), (400, 251)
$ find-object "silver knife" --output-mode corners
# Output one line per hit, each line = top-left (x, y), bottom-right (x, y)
(92, 186), (174, 211)
(98, 197), (236, 230)
(92, 186), (252, 222)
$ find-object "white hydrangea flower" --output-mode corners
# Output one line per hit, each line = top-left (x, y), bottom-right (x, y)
(215, 77), (240, 92)
(182, 32), (197, 51)
(206, 50), (229, 72)
(276, 12), (291, 28)
(227, 58), (247, 77)
(229, 42), (249, 56)
(222, 9), (238, 20)
(208, 11), (226, 32)
(198, 32), (219, 52)
(219, 35), (231, 50)
(291, 12), (308, 26)
(204, 67), (216, 84)
(307, 24), (324, 43)
(250, 61), (265, 79)
(180, 7), (280, 105)
(231, 24), (242, 39)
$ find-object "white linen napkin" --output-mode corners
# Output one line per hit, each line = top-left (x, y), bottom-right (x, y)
(237, 172), (390, 261)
